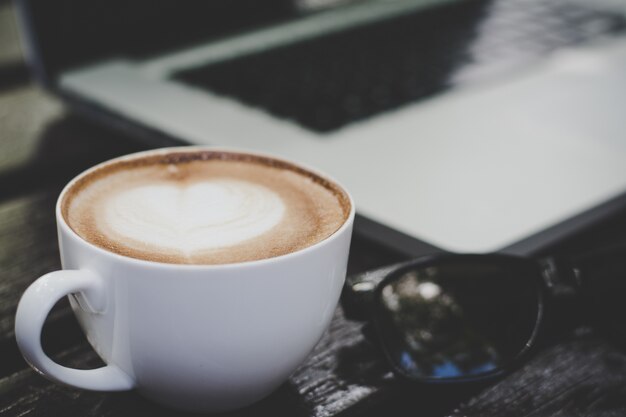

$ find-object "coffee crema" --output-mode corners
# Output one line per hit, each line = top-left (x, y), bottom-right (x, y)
(62, 151), (351, 265)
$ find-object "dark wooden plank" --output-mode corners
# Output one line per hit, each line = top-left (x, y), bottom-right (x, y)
(0, 191), (103, 377)
(452, 335), (626, 417)
(15, 312), (626, 417)
(0, 308), (384, 417)
(0, 191), (60, 341)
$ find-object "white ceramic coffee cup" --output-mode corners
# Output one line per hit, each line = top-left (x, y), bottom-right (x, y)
(14, 147), (355, 413)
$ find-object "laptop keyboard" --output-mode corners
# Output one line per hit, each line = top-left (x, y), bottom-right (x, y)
(173, 0), (626, 133)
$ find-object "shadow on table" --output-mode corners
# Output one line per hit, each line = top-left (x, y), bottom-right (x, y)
(75, 383), (311, 417)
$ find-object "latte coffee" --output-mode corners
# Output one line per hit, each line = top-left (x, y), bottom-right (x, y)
(62, 149), (351, 265)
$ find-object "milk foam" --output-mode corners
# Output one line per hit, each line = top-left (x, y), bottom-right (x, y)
(63, 152), (350, 265)
(103, 180), (285, 254)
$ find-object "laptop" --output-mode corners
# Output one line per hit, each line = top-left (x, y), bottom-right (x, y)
(14, 0), (626, 256)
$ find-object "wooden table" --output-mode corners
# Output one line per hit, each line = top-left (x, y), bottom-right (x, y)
(3, 2), (626, 416)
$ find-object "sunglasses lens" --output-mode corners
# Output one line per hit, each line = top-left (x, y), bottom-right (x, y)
(375, 258), (542, 380)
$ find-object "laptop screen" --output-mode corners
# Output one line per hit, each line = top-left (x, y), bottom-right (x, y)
(19, 0), (454, 84)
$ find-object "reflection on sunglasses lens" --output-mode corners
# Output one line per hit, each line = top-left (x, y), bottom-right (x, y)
(377, 261), (541, 380)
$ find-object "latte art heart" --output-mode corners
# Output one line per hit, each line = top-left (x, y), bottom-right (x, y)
(103, 180), (285, 254)
(63, 153), (349, 264)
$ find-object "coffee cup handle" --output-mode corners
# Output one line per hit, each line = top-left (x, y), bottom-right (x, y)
(15, 270), (135, 391)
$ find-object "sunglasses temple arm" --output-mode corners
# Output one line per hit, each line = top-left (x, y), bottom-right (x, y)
(341, 260), (416, 321)
(538, 256), (584, 337)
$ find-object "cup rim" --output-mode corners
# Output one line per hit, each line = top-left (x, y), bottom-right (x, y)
(55, 146), (356, 270)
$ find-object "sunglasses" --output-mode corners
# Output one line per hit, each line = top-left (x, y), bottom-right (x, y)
(342, 246), (626, 384)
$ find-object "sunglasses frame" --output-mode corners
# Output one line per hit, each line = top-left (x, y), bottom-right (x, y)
(369, 253), (549, 384)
